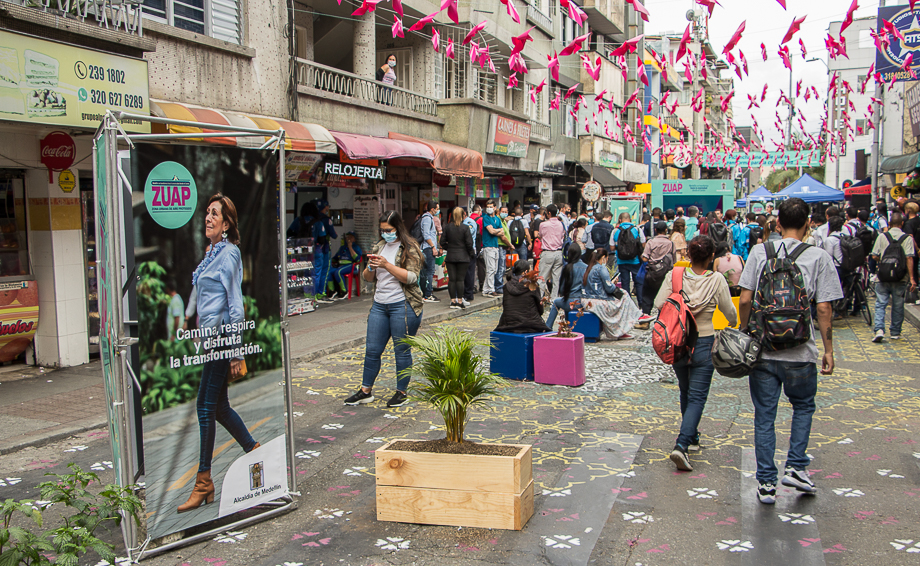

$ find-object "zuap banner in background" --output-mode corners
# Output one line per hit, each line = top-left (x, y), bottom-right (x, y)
(876, 5), (920, 83)
(130, 144), (287, 540)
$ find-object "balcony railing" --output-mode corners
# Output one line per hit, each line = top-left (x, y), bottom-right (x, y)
(6, 0), (144, 35)
(526, 4), (552, 35)
(295, 58), (439, 117)
(529, 120), (552, 143)
(662, 114), (680, 130)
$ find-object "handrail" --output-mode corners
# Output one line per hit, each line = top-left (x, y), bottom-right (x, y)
(528, 120), (552, 143)
(525, 4), (552, 33)
(294, 58), (439, 117)
(9, 0), (144, 35)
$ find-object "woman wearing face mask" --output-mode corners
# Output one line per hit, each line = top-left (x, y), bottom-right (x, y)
(376, 54), (398, 105)
(344, 211), (423, 408)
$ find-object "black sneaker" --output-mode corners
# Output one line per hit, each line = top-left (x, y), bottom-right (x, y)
(669, 445), (692, 471)
(781, 467), (816, 494)
(386, 391), (408, 408)
(757, 482), (777, 504)
(688, 434), (702, 452)
(315, 295), (334, 304)
(344, 389), (374, 405)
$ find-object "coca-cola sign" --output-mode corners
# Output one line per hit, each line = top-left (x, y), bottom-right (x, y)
(40, 131), (76, 173)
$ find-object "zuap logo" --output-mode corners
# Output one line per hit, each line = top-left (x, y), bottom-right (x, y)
(144, 161), (198, 229)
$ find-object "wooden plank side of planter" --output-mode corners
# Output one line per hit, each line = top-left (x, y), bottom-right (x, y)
(376, 480), (534, 530)
(375, 441), (532, 494)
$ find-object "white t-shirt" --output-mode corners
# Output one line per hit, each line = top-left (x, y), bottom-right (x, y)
(374, 241), (406, 304)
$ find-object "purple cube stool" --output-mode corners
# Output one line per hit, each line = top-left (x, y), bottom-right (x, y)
(533, 333), (586, 387)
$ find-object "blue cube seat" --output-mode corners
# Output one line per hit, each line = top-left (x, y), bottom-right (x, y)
(489, 331), (548, 381)
(567, 311), (601, 343)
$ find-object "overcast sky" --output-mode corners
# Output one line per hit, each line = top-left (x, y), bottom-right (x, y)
(645, 0), (886, 147)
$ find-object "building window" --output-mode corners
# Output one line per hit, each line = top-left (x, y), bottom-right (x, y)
(856, 118), (866, 134)
(564, 100), (576, 138)
(144, 0), (242, 44)
(561, 10), (588, 47)
(0, 177), (29, 278)
(524, 82), (544, 122)
(445, 58), (468, 99)
(473, 68), (498, 105)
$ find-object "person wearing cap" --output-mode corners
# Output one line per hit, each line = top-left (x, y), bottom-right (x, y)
(327, 232), (364, 300)
(314, 199), (337, 303)
(420, 200), (440, 303)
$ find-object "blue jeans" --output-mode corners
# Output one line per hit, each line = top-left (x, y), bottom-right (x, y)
(545, 296), (572, 329)
(314, 250), (330, 297)
(197, 358), (257, 472)
(618, 262), (641, 296)
(748, 360), (818, 484)
(362, 300), (422, 392)
(673, 335), (715, 449)
(514, 243), (528, 263)
(421, 248), (436, 298)
(495, 249), (506, 293)
(874, 280), (908, 335)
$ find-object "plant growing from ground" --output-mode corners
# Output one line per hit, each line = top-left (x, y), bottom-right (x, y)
(0, 464), (141, 565)
(401, 328), (505, 443)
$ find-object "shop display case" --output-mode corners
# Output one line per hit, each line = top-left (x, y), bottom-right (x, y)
(0, 175), (37, 363)
(286, 237), (316, 316)
(81, 190), (99, 353)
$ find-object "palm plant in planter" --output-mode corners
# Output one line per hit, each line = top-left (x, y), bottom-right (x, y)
(373, 328), (534, 530)
(403, 328), (504, 443)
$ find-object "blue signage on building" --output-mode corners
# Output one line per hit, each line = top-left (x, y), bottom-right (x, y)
(876, 5), (920, 83)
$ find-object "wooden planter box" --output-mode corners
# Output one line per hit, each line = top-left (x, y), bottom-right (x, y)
(375, 440), (534, 530)
(534, 333), (586, 386)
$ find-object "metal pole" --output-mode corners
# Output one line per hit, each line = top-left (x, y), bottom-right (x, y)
(871, 0), (886, 199)
(787, 58), (793, 151)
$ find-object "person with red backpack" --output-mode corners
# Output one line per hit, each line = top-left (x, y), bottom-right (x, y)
(738, 198), (842, 505)
(654, 236), (737, 472)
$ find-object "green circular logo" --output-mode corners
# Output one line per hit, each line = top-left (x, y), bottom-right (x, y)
(145, 161), (198, 229)
(78, 88), (87, 102)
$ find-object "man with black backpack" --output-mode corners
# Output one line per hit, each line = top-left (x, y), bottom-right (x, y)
(509, 207), (530, 262)
(738, 198), (842, 505)
(611, 212), (646, 297)
(869, 212), (917, 342)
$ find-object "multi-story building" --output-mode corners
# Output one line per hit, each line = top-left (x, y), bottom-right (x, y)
(0, 0), (648, 366)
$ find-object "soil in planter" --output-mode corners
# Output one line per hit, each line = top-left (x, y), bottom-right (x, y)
(388, 438), (521, 456)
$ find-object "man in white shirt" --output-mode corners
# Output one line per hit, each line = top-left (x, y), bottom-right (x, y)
(869, 212), (917, 342)
(811, 205), (839, 248)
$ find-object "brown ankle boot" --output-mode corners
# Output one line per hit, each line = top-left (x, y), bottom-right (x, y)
(177, 470), (214, 513)
(248, 442), (261, 452)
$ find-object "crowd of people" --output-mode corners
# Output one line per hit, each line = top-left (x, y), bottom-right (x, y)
(323, 193), (917, 507)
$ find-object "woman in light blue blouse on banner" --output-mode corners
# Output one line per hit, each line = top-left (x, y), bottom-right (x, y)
(178, 193), (259, 514)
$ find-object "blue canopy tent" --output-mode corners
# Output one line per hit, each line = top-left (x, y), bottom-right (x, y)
(747, 186), (776, 201)
(776, 174), (845, 203)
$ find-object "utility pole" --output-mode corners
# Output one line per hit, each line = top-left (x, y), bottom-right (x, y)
(871, 0), (886, 200)
(688, 7), (703, 180)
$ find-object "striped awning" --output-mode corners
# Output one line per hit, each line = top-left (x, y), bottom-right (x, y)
(150, 100), (336, 153)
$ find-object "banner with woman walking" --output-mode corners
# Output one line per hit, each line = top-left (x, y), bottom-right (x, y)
(129, 143), (288, 540)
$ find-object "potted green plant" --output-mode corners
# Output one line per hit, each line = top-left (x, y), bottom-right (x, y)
(374, 328), (534, 530)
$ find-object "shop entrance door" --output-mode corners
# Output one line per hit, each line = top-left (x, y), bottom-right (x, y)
(380, 182), (400, 215)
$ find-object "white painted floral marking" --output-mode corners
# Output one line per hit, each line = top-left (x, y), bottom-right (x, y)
(342, 467), (366, 476)
(541, 488), (571, 497)
(90, 461), (113, 471)
(717, 540), (754, 552)
(778, 513), (814, 525)
(375, 537), (410, 550)
(305, 389), (319, 395)
(93, 557), (132, 566)
(295, 450), (321, 460)
(384, 414), (399, 419)
(64, 445), (88, 452)
(0, 478), (22, 487)
(365, 437), (385, 443)
(617, 470), (636, 478)
(876, 469), (904, 478)
(622, 511), (654, 524)
(322, 423), (344, 430)
(688, 487), (718, 499)
(214, 531), (248, 543)
(832, 487), (865, 497)
(890, 540), (920, 553)
(543, 535), (581, 549)
(313, 508), (345, 519)
(837, 438), (853, 444)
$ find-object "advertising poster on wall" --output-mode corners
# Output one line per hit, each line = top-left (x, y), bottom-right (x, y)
(876, 5), (920, 83)
(130, 144), (288, 539)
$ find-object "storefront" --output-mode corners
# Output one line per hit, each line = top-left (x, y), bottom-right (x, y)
(651, 179), (734, 215)
(0, 29), (153, 367)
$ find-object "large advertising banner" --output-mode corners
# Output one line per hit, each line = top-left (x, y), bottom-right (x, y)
(876, 5), (920, 83)
(651, 179), (735, 214)
(130, 144), (287, 539)
(0, 29), (150, 131)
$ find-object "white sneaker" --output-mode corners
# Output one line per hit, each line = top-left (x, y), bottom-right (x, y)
(462, 299), (471, 307)
(873, 329), (884, 343)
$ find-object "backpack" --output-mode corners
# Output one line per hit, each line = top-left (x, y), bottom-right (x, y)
(652, 267), (698, 365)
(856, 224), (877, 257)
(748, 242), (812, 351)
(646, 253), (674, 285)
(591, 221), (614, 251)
(748, 225), (764, 250)
(732, 224), (750, 256)
(709, 223), (729, 244)
(835, 233), (866, 271)
(615, 226), (642, 261)
(409, 216), (426, 244)
(877, 233), (909, 283)
(510, 218), (526, 247)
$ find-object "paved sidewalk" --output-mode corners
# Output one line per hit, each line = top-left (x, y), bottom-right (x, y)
(0, 288), (498, 455)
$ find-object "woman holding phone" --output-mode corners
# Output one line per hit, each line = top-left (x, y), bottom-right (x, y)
(343, 211), (423, 408)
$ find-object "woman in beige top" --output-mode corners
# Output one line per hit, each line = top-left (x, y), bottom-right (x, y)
(671, 218), (689, 262)
(654, 235), (737, 472)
